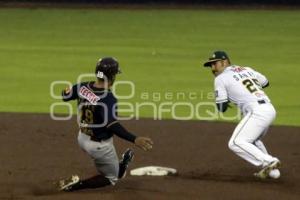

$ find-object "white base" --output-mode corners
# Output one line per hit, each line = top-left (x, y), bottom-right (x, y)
(130, 166), (177, 176)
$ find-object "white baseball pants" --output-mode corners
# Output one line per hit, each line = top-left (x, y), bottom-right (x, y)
(77, 132), (119, 185)
(228, 102), (278, 167)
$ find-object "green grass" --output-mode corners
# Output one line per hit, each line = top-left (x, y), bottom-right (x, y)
(0, 8), (300, 126)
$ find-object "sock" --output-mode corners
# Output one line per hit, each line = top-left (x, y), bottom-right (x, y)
(118, 162), (127, 178)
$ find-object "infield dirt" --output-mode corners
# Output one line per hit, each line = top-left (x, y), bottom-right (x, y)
(0, 113), (299, 200)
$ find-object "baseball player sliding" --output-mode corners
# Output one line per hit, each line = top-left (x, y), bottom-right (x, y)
(59, 57), (153, 191)
(203, 51), (281, 179)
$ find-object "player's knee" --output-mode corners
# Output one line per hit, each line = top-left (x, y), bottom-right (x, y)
(233, 138), (252, 152)
(228, 138), (244, 152)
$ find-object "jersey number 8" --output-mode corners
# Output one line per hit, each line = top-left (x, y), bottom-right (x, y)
(80, 107), (94, 125)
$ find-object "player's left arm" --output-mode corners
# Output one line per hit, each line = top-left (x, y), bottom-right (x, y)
(214, 77), (229, 113)
(101, 95), (136, 141)
(216, 101), (230, 112)
(107, 121), (136, 143)
(104, 95), (153, 150)
(107, 122), (153, 151)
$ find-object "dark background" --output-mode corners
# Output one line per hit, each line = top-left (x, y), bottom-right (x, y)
(0, 0), (299, 6)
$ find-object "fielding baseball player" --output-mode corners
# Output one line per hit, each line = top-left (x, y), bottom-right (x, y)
(203, 51), (281, 179)
(59, 57), (153, 191)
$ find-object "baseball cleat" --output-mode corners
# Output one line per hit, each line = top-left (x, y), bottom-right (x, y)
(254, 160), (281, 179)
(59, 175), (80, 191)
(118, 148), (134, 178)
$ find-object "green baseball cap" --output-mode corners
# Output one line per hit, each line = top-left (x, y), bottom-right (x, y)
(203, 51), (229, 67)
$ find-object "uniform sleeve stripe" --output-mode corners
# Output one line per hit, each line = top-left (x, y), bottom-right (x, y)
(107, 120), (119, 128)
(216, 99), (228, 103)
(261, 80), (269, 87)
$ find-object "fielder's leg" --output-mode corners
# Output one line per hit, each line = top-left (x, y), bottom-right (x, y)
(228, 111), (278, 167)
(254, 128), (269, 155)
(254, 140), (268, 155)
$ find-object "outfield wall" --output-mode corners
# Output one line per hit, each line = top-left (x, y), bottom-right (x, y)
(0, 0), (299, 6)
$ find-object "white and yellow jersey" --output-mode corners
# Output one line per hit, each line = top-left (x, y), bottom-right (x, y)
(214, 65), (270, 110)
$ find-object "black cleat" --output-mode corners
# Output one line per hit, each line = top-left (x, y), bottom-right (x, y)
(118, 148), (134, 178)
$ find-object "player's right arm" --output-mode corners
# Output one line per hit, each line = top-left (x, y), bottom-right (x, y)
(62, 84), (79, 101)
(214, 76), (229, 112)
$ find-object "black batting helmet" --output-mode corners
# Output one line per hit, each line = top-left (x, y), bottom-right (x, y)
(95, 57), (121, 81)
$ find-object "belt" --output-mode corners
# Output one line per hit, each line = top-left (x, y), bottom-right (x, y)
(257, 100), (266, 104)
(80, 129), (112, 142)
(90, 135), (111, 142)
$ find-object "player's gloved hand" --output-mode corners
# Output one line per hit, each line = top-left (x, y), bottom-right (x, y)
(134, 137), (153, 151)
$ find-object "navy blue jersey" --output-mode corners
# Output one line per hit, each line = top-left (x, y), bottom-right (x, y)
(62, 82), (117, 140)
